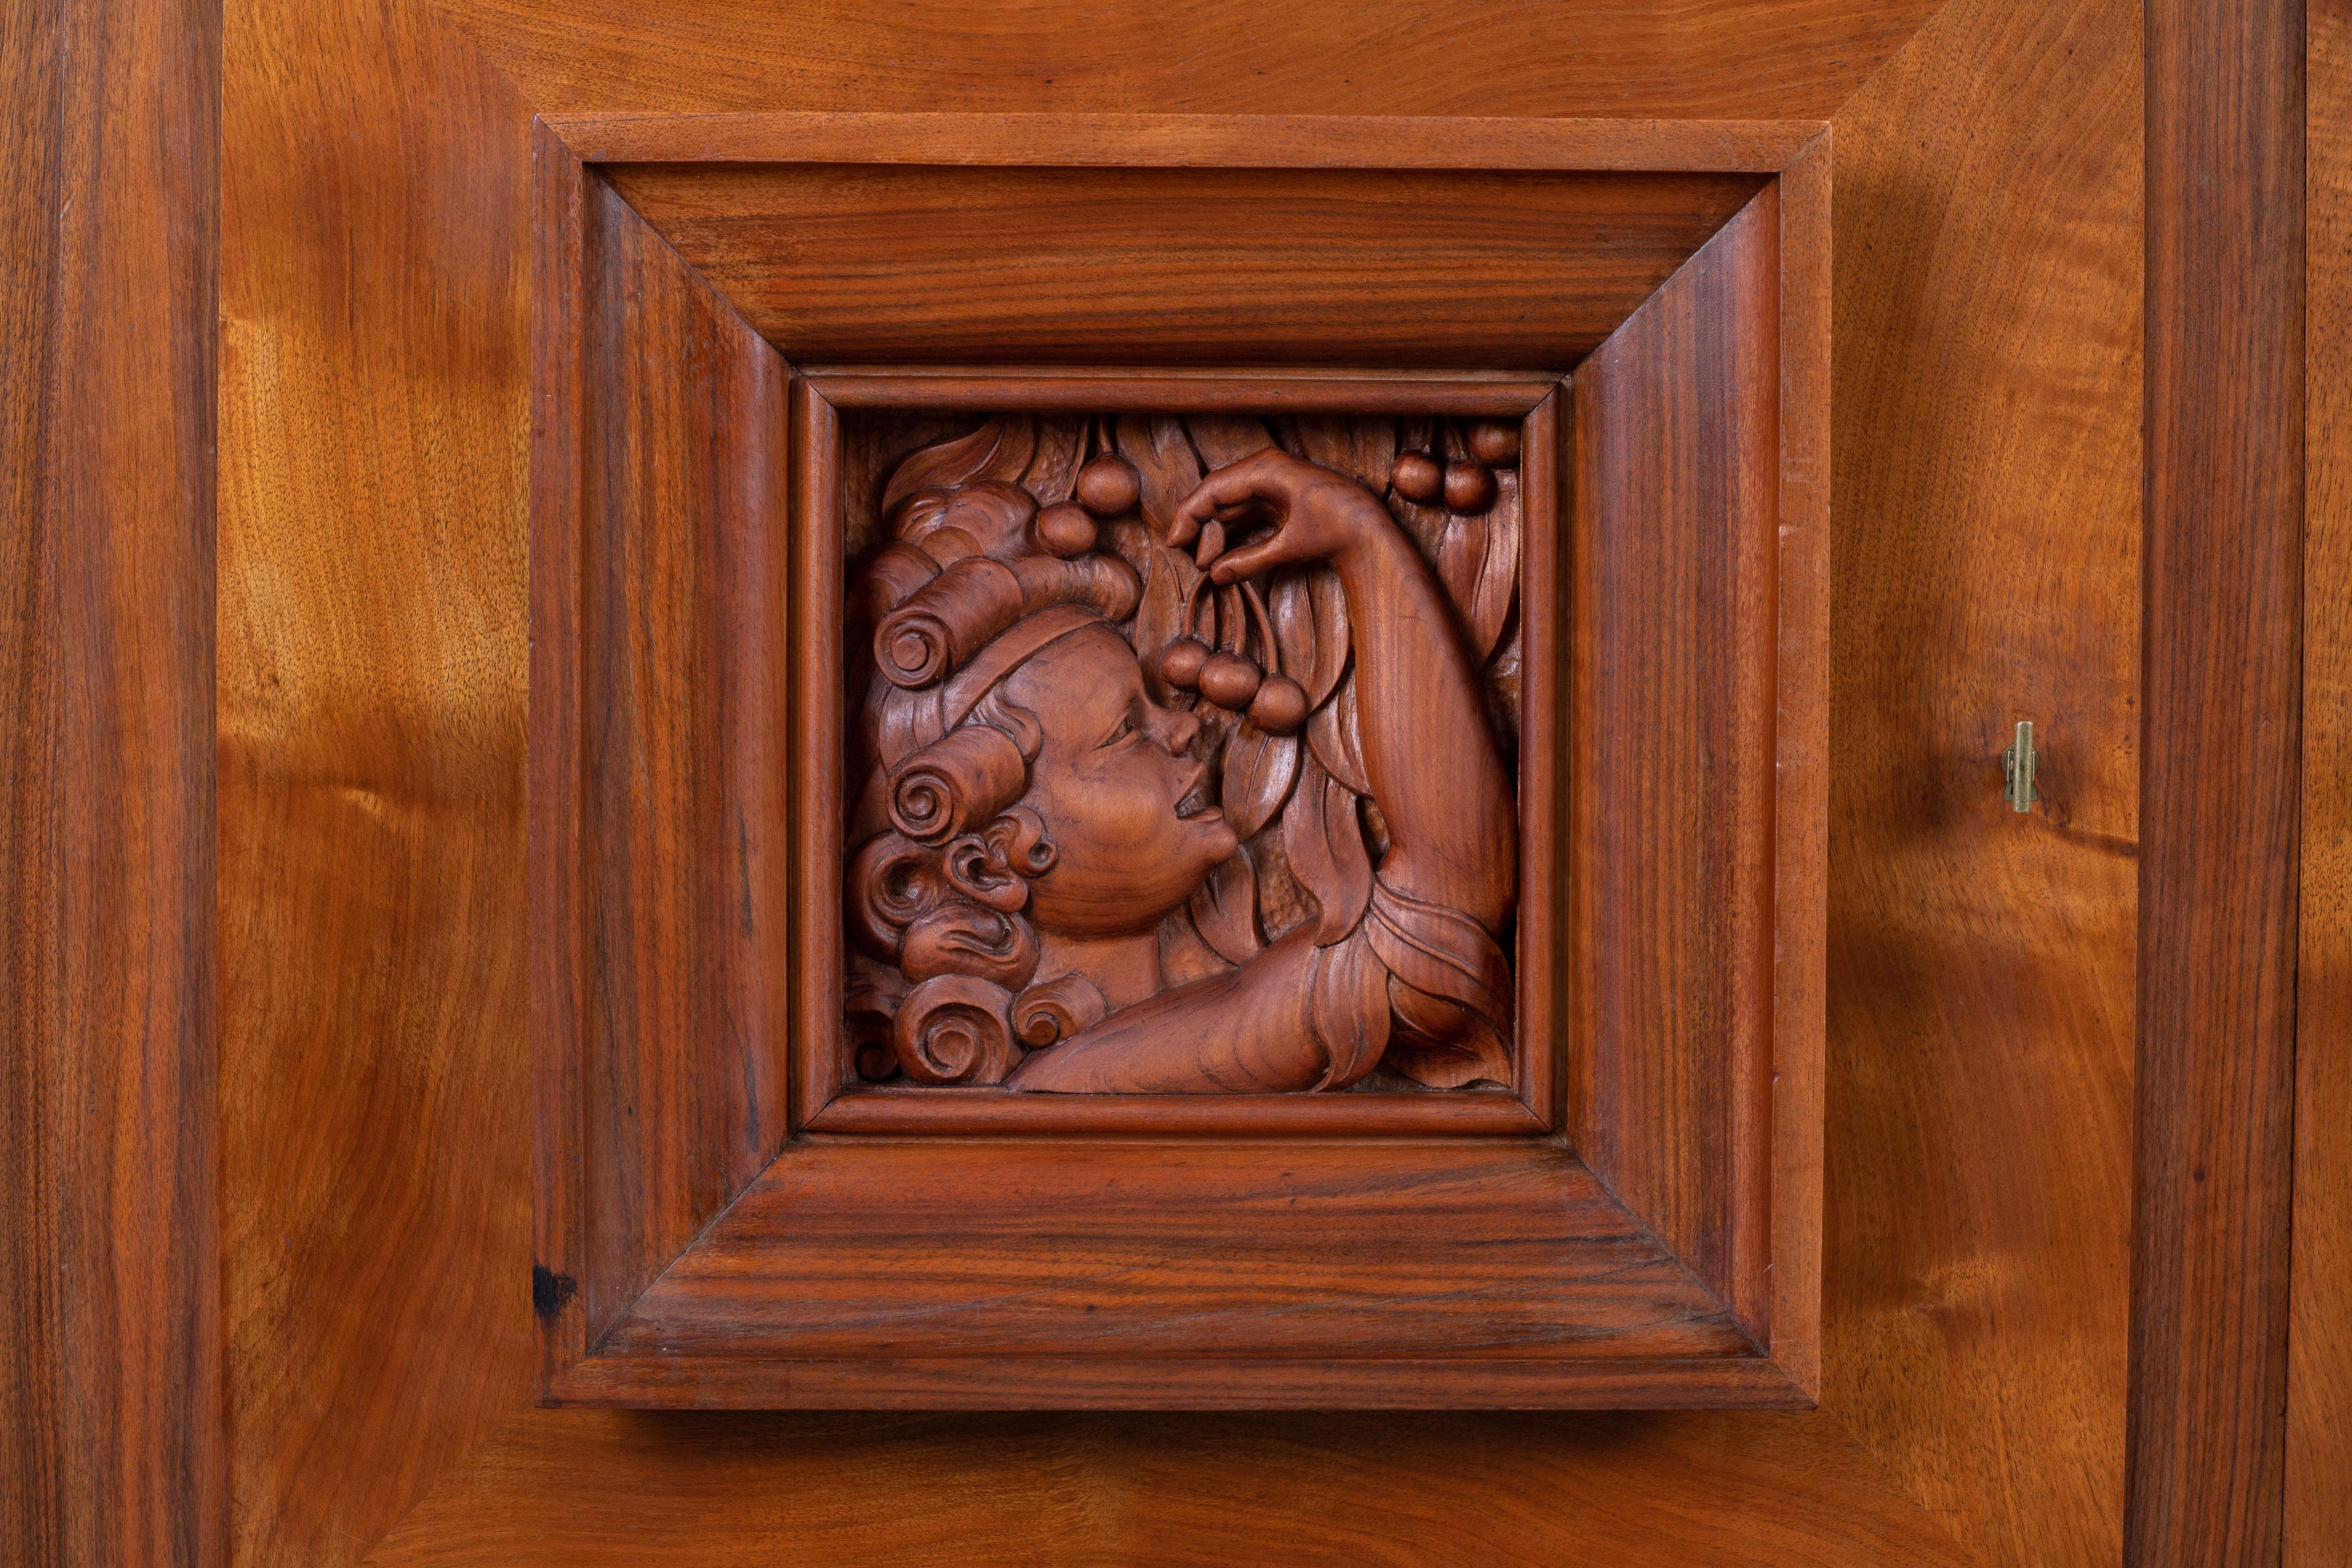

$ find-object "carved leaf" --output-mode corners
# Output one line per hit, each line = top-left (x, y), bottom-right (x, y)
(1245, 825), (1316, 944)
(1116, 523), (1207, 709)
(1483, 618), (1522, 758)
(1220, 722), (1299, 842)
(880, 419), (1008, 519)
(1383, 992), (1514, 1089)
(1306, 666), (1370, 796)
(1293, 413), (1397, 496)
(1187, 850), (1262, 966)
(1269, 567), (1351, 709)
(1159, 904), (1236, 986)
(1115, 413), (1201, 541)
(1181, 412), (1278, 472)
(1309, 933), (1391, 1090)
(1021, 415), (1087, 506)
(1282, 753), (1374, 945)
(978, 414), (1038, 485)
(1099, 515), (1156, 583)
(1430, 465), (1524, 663)
(1389, 487), (1452, 562)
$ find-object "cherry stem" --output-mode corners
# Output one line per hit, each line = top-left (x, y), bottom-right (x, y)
(1179, 568), (1212, 645)
(1239, 579), (1283, 679)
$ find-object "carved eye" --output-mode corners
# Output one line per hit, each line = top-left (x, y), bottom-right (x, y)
(1097, 713), (1137, 750)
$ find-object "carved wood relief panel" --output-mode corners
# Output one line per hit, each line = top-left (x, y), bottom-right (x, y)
(530, 124), (1824, 1408)
(838, 409), (1531, 1098)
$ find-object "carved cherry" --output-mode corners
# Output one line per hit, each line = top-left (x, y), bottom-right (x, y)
(1247, 674), (1309, 735)
(1466, 420), (1522, 467)
(1196, 650), (1263, 710)
(1390, 450), (1444, 504)
(1033, 499), (1099, 558)
(1156, 635), (1210, 690)
(1443, 458), (1498, 514)
(1074, 453), (1142, 518)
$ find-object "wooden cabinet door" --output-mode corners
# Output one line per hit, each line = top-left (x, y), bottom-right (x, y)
(9, 0), (2341, 1563)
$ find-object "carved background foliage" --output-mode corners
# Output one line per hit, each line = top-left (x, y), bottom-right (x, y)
(839, 410), (1527, 1095)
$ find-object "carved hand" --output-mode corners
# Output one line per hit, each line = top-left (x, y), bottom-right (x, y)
(1169, 449), (1391, 580)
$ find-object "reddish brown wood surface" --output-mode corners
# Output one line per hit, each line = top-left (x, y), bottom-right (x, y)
(2133, 0), (2306, 1561)
(220, 4), (536, 1564)
(803, 389), (1544, 1114)
(2289, 1), (2351, 1559)
(203, 0), (2159, 1561)
(608, 164), (1767, 369)
(539, 201), (1812, 1403)
(1570, 184), (1782, 1340)
(1823, 2), (2143, 1556)
(364, 1411), (1983, 1568)
(1768, 131), (1831, 1401)
(450, 0), (1946, 121)
(805, 367), (1561, 415)
(572, 173), (791, 1338)
(2, 0), (223, 1563)
(550, 112), (1828, 172)
(600, 1142), (1752, 1361)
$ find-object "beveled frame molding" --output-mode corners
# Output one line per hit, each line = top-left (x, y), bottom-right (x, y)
(528, 111), (1829, 1408)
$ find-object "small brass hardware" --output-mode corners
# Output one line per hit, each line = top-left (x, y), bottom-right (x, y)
(2001, 721), (2038, 813)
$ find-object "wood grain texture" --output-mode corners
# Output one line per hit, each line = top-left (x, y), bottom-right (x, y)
(363, 1409), (1980, 1568)
(541, 268), (1804, 1399)
(569, 175), (790, 1339)
(2288, 1), (2351, 1559)
(2, 0), (223, 1560)
(546, 112), (1825, 171)
(2133, 0), (2305, 1560)
(606, 164), (1767, 369)
(1570, 185), (1783, 1341)
(219, 2), (533, 1564)
(807, 367), (1559, 415)
(593, 1142), (1753, 1362)
(1822, 0), (2144, 1559)
(1769, 132), (1832, 1401)
(444, 0), (1945, 121)
(211, 0), (2166, 1556)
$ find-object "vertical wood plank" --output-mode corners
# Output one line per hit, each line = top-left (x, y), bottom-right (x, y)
(219, 3), (533, 1563)
(1821, 1), (2144, 1558)
(2287, 1), (2352, 1560)
(0, 0), (224, 1561)
(2134, 0), (2305, 1560)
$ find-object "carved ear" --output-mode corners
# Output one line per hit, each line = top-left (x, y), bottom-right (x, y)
(942, 832), (1031, 913)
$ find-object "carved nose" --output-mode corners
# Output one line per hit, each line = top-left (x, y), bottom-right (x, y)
(1158, 704), (1201, 755)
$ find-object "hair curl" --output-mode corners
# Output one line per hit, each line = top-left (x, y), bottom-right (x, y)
(844, 421), (1136, 1085)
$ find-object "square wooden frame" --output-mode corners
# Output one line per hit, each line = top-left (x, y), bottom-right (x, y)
(528, 115), (1830, 1409)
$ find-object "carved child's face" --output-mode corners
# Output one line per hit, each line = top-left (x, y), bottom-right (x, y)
(1001, 625), (1238, 936)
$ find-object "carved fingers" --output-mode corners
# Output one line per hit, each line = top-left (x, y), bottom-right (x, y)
(1170, 449), (1386, 582)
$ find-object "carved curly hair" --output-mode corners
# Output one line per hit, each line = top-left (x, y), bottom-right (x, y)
(842, 441), (1136, 1086)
